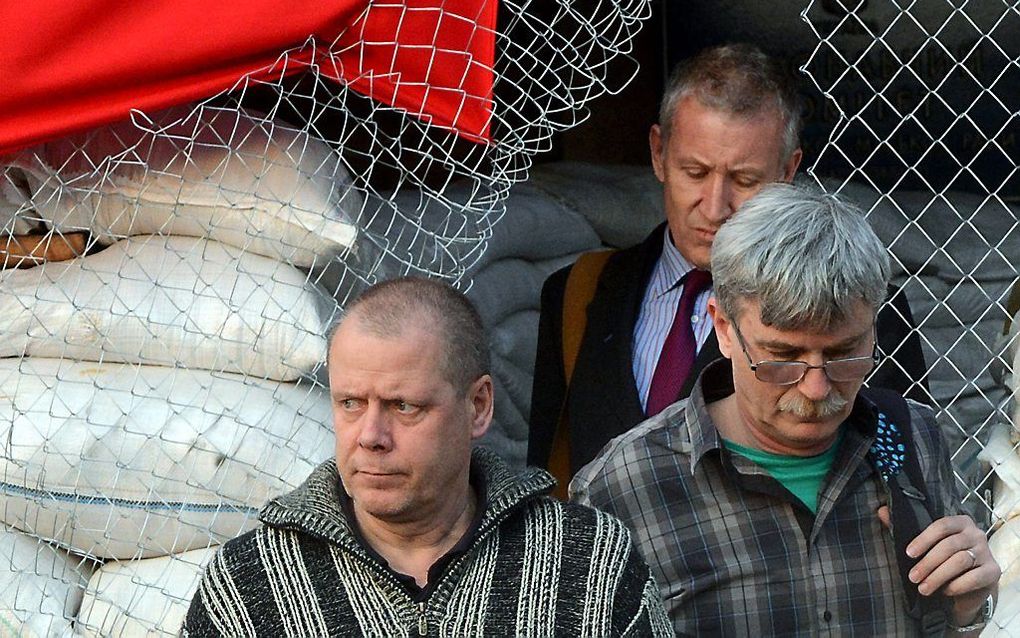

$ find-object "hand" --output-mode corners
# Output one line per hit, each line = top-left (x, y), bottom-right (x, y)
(877, 507), (1000, 627)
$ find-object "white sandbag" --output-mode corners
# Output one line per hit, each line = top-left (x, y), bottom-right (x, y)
(8, 105), (361, 268)
(990, 518), (1020, 598)
(1, 168), (38, 236)
(0, 525), (94, 638)
(0, 235), (334, 380)
(978, 423), (1020, 526)
(77, 547), (216, 637)
(0, 358), (333, 559)
(985, 581), (1020, 636)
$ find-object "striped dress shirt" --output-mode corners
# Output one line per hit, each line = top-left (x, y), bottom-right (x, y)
(633, 231), (714, 412)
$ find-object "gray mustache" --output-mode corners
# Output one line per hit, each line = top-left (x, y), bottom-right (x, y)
(777, 391), (848, 419)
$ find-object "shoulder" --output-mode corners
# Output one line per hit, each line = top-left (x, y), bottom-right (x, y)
(200, 523), (317, 587)
(510, 494), (634, 540)
(543, 227), (662, 295)
(903, 398), (944, 452)
(515, 497), (647, 570)
(902, 397), (952, 472)
(570, 406), (686, 504)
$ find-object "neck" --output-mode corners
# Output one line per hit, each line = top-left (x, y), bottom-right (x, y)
(354, 482), (477, 587)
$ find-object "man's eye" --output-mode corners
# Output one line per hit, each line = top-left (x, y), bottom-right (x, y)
(733, 175), (760, 189)
(394, 401), (419, 414)
(683, 168), (707, 180)
(340, 398), (361, 410)
(768, 352), (800, 362)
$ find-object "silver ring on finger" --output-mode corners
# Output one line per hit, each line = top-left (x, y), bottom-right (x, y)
(965, 548), (977, 568)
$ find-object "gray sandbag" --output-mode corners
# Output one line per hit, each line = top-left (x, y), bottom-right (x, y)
(530, 162), (662, 248)
(478, 370), (528, 467)
(468, 258), (550, 328)
(385, 179), (601, 273)
(491, 309), (541, 374)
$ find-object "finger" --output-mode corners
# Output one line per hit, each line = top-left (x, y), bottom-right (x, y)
(941, 561), (1001, 598)
(876, 505), (891, 530)
(915, 548), (976, 596)
(906, 515), (977, 559)
(909, 533), (976, 584)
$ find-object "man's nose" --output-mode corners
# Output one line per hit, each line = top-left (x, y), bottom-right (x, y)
(797, 365), (833, 401)
(357, 404), (393, 451)
(700, 174), (734, 222)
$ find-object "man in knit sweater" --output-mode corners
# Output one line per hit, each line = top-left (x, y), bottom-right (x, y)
(184, 277), (670, 637)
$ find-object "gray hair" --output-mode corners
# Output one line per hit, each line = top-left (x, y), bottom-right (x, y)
(659, 43), (801, 163)
(711, 183), (890, 330)
(329, 277), (490, 390)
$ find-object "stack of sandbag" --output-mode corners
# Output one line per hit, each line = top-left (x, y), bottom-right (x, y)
(0, 105), (361, 635)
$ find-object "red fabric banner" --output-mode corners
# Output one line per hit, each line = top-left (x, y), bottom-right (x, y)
(0, 1), (495, 155)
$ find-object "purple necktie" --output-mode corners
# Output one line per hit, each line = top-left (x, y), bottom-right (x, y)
(646, 269), (713, 416)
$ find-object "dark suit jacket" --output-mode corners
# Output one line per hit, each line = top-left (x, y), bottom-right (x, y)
(527, 223), (930, 475)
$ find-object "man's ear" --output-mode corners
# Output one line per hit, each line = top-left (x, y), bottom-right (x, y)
(782, 147), (803, 182)
(708, 298), (734, 360)
(467, 374), (494, 439)
(649, 124), (666, 183)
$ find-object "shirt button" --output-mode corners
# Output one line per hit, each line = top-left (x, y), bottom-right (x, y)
(691, 316), (700, 324)
(823, 611), (832, 622)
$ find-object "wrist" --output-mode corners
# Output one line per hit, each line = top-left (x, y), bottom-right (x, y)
(948, 594), (994, 634)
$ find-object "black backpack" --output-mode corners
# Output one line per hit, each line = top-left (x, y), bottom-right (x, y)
(862, 387), (951, 636)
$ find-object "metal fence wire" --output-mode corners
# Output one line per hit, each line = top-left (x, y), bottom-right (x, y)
(0, 2), (651, 634)
(803, 1), (1020, 631)
(0, 0), (1018, 634)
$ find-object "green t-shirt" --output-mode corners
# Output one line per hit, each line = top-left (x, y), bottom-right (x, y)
(722, 431), (844, 514)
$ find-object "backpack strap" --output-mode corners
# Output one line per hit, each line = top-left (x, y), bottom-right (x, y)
(548, 250), (615, 499)
(860, 387), (949, 637)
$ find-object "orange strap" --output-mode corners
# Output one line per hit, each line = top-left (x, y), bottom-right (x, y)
(548, 250), (614, 499)
(1006, 278), (1020, 335)
(1, 232), (87, 268)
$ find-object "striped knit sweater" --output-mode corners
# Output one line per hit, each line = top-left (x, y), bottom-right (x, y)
(183, 447), (670, 637)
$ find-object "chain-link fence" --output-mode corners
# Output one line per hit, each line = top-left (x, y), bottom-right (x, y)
(802, 1), (1020, 631)
(2, 0), (1017, 634)
(0, 2), (651, 634)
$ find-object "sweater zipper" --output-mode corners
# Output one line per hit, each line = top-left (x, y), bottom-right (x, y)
(417, 602), (427, 636)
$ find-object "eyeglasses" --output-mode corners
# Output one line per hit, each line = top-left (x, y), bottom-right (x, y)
(731, 323), (879, 386)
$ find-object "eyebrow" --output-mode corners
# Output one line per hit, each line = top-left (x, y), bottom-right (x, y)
(756, 331), (870, 353)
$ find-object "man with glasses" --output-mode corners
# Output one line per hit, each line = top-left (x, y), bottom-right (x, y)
(527, 43), (927, 493)
(571, 184), (999, 636)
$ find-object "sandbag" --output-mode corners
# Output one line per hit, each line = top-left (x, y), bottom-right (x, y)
(0, 525), (94, 637)
(77, 547), (216, 637)
(0, 358), (333, 559)
(978, 423), (1020, 526)
(0, 235), (334, 380)
(7, 105), (361, 268)
(529, 162), (662, 248)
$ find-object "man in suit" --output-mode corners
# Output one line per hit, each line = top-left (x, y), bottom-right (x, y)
(528, 43), (927, 482)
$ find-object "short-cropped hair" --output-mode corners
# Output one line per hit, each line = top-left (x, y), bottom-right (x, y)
(660, 43), (801, 163)
(330, 277), (490, 390)
(711, 183), (890, 331)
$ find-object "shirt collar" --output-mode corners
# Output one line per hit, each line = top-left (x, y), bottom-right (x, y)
(685, 358), (879, 471)
(650, 229), (698, 299)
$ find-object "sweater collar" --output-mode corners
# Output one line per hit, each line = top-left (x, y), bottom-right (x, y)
(259, 446), (555, 556)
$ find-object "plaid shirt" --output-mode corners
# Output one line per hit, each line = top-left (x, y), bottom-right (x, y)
(571, 360), (960, 637)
